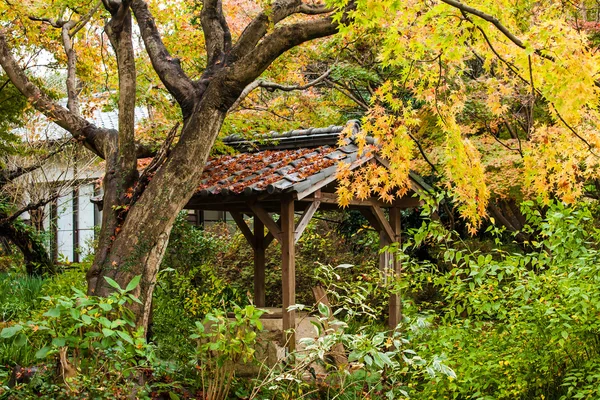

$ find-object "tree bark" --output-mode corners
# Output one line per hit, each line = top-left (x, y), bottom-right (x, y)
(0, 220), (55, 276)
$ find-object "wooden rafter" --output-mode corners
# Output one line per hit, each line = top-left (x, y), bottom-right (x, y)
(249, 202), (282, 243)
(371, 205), (395, 244)
(294, 199), (320, 244)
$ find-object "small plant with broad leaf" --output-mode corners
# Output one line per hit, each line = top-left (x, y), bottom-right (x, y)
(190, 304), (264, 400)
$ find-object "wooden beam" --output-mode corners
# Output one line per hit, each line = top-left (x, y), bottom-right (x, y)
(360, 208), (382, 232)
(388, 207), (402, 330)
(249, 202), (282, 243)
(264, 232), (275, 248)
(254, 217), (266, 307)
(230, 211), (255, 248)
(294, 200), (320, 244)
(281, 196), (296, 352)
(371, 205), (395, 243)
(304, 191), (423, 209)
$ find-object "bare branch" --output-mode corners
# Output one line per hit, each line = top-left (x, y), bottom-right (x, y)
(445, 0), (555, 61)
(0, 193), (61, 226)
(230, 68), (331, 111)
(0, 140), (72, 185)
(28, 16), (67, 28)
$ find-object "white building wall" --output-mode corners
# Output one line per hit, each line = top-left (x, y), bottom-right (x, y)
(78, 184), (96, 259)
(56, 191), (74, 262)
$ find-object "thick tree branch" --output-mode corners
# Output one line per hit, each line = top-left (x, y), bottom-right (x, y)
(104, 0), (138, 188)
(232, 16), (339, 87)
(201, 0), (232, 68)
(131, 0), (197, 115)
(230, 0), (332, 62)
(230, 68), (331, 111)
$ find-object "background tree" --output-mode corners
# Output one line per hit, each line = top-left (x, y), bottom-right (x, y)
(0, 0), (344, 330)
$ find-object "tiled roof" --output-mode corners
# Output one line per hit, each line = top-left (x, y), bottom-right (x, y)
(196, 121), (374, 198)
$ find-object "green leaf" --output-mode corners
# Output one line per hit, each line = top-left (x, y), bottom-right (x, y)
(69, 308), (80, 320)
(98, 317), (112, 328)
(317, 302), (330, 318)
(14, 333), (27, 347)
(104, 277), (122, 291)
(99, 303), (113, 312)
(43, 307), (61, 318)
(35, 346), (52, 359)
(1, 324), (22, 338)
(116, 330), (134, 344)
(102, 328), (115, 337)
(52, 337), (66, 347)
(125, 275), (141, 292)
(81, 314), (92, 324)
(169, 393), (180, 400)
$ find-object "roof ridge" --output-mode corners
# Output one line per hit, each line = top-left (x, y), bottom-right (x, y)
(222, 120), (361, 151)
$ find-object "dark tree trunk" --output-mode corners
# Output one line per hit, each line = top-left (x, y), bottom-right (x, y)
(87, 103), (227, 329)
(0, 220), (55, 276)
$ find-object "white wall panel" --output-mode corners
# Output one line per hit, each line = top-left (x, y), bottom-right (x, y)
(56, 191), (74, 261)
(78, 184), (96, 258)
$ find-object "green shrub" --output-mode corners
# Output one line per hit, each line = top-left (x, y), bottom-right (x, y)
(0, 273), (45, 322)
(0, 276), (157, 398)
(398, 201), (600, 399)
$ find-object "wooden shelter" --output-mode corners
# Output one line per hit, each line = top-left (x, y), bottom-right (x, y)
(185, 120), (430, 351)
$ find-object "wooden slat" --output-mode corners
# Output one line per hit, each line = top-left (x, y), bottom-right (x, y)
(281, 196), (296, 352)
(254, 217), (266, 307)
(249, 202), (282, 243)
(230, 211), (255, 248)
(294, 200), (320, 244)
(371, 205), (395, 244)
(388, 207), (402, 330)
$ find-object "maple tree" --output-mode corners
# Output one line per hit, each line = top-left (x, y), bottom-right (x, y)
(330, 0), (600, 233)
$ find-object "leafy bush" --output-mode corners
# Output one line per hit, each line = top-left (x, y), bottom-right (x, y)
(0, 273), (45, 322)
(0, 276), (157, 398)
(398, 201), (600, 399)
(190, 305), (264, 400)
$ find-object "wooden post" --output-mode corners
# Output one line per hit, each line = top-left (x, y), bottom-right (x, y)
(388, 207), (402, 330)
(254, 217), (265, 307)
(281, 196), (296, 352)
(379, 230), (391, 275)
